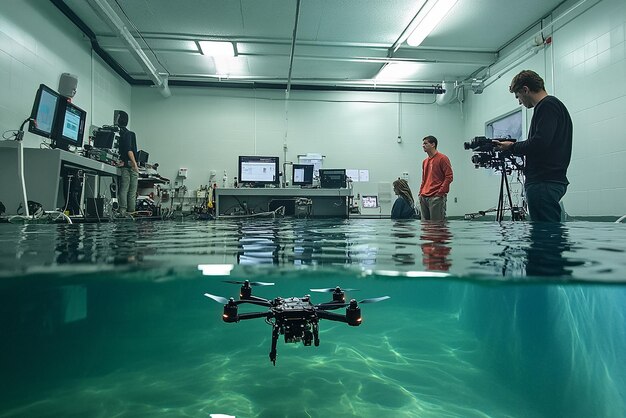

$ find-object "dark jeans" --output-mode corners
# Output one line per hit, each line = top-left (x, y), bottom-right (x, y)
(525, 182), (567, 222)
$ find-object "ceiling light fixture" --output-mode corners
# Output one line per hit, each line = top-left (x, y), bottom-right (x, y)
(198, 41), (236, 57)
(406, 0), (459, 47)
(375, 62), (415, 81)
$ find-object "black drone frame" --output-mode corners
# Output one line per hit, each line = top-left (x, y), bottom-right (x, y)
(204, 280), (389, 365)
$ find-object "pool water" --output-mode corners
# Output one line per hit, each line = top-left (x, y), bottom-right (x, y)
(0, 219), (625, 417)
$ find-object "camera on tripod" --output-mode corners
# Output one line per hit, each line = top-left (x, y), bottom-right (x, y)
(463, 136), (526, 222)
(463, 136), (520, 170)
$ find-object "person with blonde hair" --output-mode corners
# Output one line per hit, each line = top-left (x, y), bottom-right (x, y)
(391, 178), (418, 219)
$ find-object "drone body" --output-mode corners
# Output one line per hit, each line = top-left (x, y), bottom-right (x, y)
(205, 281), (389, 365)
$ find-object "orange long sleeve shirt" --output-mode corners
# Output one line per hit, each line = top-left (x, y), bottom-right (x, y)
(419, 152), (453, 197)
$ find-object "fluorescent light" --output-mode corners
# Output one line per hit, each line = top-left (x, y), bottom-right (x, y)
(198, 41), (235, 57)
(407, 0), (458, 47)
(374, 62), (427, 81)
(375, 63), (413, 81)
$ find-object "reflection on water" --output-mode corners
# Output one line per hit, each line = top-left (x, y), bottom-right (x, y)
(0, 219), (625, 282)
(420, 221), (452, 271)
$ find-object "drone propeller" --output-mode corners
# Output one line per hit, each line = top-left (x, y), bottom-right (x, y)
(316, 296), (390, 310)
(310, 286), (358, 293)
(204, 293), (245, 305)
(223, 280), (275, 286)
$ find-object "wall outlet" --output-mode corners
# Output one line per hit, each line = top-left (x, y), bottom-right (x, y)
(178, 167), (188, 178)
(401, 172), (409, 181)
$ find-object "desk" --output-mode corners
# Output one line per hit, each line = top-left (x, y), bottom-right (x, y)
(215, 187), (352, 218)
(0, 145), (120, 215)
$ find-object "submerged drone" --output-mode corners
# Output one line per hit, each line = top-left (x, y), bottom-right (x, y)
(204, 280), (390, 365)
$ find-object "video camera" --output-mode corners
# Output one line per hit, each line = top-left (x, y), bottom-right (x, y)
(463, 136), (523, 171)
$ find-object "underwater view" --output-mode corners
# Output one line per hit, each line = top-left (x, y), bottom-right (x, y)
(0, 219), (625, 418)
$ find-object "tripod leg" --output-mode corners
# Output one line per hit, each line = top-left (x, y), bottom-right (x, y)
(497, 170), (505, 222)
(503, 170), (515, 218)
(270, 325), (279, 366)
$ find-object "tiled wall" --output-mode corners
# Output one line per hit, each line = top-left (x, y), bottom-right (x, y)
(464, 0), (626, 217)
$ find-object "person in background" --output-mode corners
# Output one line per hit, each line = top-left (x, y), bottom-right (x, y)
(391, 178), (417, 219)
(418, 135), (453, 221)
(494, 70), (573, 222)
(116, 111), (139, 215)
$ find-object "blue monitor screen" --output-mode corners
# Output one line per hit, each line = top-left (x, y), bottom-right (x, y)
(28, 84), (60, 138)
(292, 164), (313, 186)
(51, 101), (86, 150)
(61, 105), (82, 142)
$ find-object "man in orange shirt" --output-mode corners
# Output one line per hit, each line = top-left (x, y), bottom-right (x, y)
(418, 135), (453, 220)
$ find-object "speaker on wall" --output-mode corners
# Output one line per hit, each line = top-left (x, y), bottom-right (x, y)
(58, 73), (78, 98)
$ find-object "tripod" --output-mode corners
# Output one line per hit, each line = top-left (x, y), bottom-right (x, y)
(495, 155), (526, 222)
(464, 153), (526, 221)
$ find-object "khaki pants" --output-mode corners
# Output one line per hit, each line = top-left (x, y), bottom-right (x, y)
(119, 167), (139, 213)
(419, 195), (447, 221)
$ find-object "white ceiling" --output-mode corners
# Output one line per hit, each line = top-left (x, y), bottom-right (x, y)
(54, 0), (567, 91)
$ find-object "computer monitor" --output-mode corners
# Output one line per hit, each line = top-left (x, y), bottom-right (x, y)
(137, 150), (149, 167)
(28, 84), (60, 138)
(292, 164), (313, 186)
(319, 169), (346, 188)
(361, 195), (379, 208)
(238, 156), (280, 186)
(51, 100), (86, 150)
(93, 128), (115, 149)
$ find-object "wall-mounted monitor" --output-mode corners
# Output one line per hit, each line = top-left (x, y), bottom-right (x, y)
(28, 84), (61, 138)
(137, 150), (149, 167)
(292, 164), (313, 186)
(238, 156), (280, 186)
(51, 100), (86, 151)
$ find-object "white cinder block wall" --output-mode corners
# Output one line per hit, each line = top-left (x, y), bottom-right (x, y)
(1, 0), (624, 218)
(130, 87), (466, 216)
(0, 0), (130, 149)
(463, 0), (626, 218)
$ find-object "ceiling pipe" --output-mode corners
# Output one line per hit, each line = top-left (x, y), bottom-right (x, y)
(87, 0), (170, 97)
(465, 0), (600, 92)
(285, 0), (302, 99)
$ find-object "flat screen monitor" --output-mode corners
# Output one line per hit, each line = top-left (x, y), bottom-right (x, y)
(28, 84), (60, 138)
(93, 128), (115, 149)
(137, 150), (149, 167)
(292, 164), (313, 186)
(362, 195), (379, 208)
(238, 156), (280, 186)
(319, 169), (346, 188)
(51, 100), (86, 150)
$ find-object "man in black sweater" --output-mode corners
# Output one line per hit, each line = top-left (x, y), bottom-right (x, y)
(495, 70), (573, 222)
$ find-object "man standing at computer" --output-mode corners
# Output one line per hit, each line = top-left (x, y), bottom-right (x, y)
(116, 111), (138, 215)
(418, 135), (453, 221)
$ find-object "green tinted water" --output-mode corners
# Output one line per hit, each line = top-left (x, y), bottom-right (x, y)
(0, 219), (624, 417)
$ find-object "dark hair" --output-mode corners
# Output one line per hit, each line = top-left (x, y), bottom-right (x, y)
(509, 70), (545, 93)
(116, 110), (129, 128)
(423, 135), (438, 148)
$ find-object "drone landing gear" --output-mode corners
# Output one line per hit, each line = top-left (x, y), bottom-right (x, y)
(270, 326), (279, 366)
(269, 320), (320, 366)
